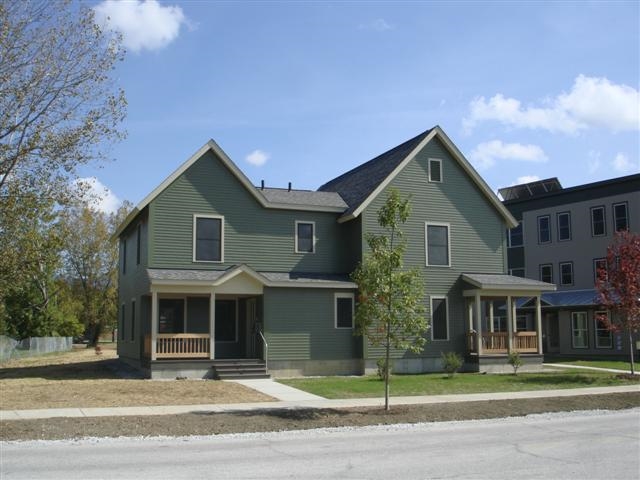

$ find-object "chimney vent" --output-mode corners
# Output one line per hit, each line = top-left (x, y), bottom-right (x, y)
(288, 182), (292, 192)
(261, 180), (264, 190)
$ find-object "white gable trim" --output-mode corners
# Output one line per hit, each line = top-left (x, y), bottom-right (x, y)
(114, 140), (345, 239)
(337, 126), (518, 228)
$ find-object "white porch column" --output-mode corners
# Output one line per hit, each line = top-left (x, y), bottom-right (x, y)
(536, 295), (543, 354)
(467, 300), (474, 352)
(475, 292), (482, 355)
(489, 301), (495, 333)
(209, 291), (216, 360)
(512, 298), (518, 333)
(506, 295), (513, 353)
(151, 291), (158, 361)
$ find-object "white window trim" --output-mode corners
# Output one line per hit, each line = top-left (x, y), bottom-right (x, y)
(571, 311), (589, 349)
(334, 292), (355, 329)
(613, 202), (629, 231)
(507, 222), (523, 248)
(539, 263), (553, 284)
(537, 215), (551, 244)
(295, 220), (316, 254)
(428, 158), (443, 183)
(557, 212), (572, 242)
(559, 261), (573, 286)
(590, 206), (606, 237)
(193, 214), (224, 263)
(425, 222), (451, 267)
(430, 296), (449, 341)
(594, 311), (613, 349)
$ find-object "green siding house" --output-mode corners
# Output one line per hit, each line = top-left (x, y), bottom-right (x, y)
(115, 126), (554, 379)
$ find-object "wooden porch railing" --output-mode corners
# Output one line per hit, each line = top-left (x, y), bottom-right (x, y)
(468, 331), (538, 354)
(145, 334), (210, 359)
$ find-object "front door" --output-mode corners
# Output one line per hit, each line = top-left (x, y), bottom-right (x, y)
(214, 299), (240, 358)
(544, 312), (560, 353)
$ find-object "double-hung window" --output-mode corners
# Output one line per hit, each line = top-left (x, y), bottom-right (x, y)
(539, 264), (553, 284)
(593, 258), (607, 284)
(194, 215), (223, 262)
(335, 293), (354, 329)
(295, 221), (315, 253)
(507, 222), (523, 248)
(559, 261), (573, 286)
(429, 159), (442, 182)
(425, 223), (450, 267)
(538, 215), (551, 244)
(594, 312), (612, 349)
(431, 296), (449, 341)
(613, 202), (629, 231)
(590, 206), (606, 237)
(557, 212), (571, 241)
(571, 312), (588, 348)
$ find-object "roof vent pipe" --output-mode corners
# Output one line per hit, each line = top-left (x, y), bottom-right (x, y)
(288, 182), (292, 191)
(261, 180), (264, 190)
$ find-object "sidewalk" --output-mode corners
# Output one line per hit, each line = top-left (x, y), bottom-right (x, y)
(1, 383), (638, 421)
(543, 363), (640, 375)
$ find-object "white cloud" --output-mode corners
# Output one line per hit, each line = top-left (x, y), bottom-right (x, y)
(611, 152), (638, 173)
(93, 0), (188, 53)
(468, 140), (548, 170)
(513, 175), (541, 185)
(463, 75), (640, 134)
(245, 149), (270, 167)
(75, 177), (122, 214)
(359, 19), (394, 32)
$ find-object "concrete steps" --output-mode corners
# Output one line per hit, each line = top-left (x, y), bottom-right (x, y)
(211, 359), (269, 380)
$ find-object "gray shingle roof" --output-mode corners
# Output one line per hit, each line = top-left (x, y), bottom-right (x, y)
(521, 289), (600, 307)
(147, 269), (225, 282)
(260, 271), (353, 284)
(318, 128), (433, 216)
(259, 188), (347, 209)
(462, 273), (556, 291)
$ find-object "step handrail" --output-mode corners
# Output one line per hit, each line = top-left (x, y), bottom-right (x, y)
(257, 329), (268, 372)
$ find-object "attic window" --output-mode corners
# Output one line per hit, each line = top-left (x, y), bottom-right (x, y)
(429, 159), (442, 183)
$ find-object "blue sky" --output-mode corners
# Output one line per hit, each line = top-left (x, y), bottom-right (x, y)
(83, 0), (639, 212)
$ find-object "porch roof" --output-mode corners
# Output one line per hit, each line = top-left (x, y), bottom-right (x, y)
(520, 289), (600, 308)
(147, 267), (357, 289)
(462, 273), (556, 296)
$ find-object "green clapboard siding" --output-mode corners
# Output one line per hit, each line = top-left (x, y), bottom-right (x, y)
(362, 137), (507, 359)
(263, 287), (360, 361)
(149, 150), (353, 273)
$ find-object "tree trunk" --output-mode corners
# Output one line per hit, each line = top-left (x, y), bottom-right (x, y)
(629, 329), (636, 375)
(385, 325), (391, 412)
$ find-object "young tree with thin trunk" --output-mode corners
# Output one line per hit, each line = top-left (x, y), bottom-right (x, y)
(352, 189), (428, 411)
(595, 230), (640, 375)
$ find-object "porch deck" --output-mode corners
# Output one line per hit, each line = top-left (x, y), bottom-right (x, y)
(467, 331), (538, 354)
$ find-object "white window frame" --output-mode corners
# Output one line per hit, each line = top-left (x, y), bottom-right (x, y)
(590, 206), (606, 237)
(613, 202), (629, 232)
(334, 293), (355, 329)
(538, 215), (551, 244)
(425, 222), (451, 267)
(571, 311), (589, 349)
(295, 220), (316, 254)
(539, 263), (553, 284)
(559, 261), (573, 286)
(557, 211), (572, 242)
(507, 222), (523, 248)
(430, 296), (449, 341)
(594, 311), (612, 349)
(428, 158), (443, 183)
(193, 214), (224, 263)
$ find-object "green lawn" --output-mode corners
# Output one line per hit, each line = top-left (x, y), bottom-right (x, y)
(546, 359), (633, 371)
(278, 371), (637, 399)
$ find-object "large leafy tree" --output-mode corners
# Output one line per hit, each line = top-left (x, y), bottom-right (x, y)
(352, 189), (428, 411)
(61, 202), (131, 345)
(0, 0), (126, 334)
(596, 230), (640, 374)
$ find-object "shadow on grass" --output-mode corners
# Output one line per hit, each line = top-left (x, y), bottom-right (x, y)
(0, 358), (136, 380)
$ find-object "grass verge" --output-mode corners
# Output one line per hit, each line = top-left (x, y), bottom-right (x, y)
(545, 358), (634, 371)
(279, 371), (639, 399)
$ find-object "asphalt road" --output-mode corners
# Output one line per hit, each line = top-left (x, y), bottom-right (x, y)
(2, 409), (639, 480)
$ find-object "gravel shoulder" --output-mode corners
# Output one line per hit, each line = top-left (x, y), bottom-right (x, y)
(2, 392), (638, 441)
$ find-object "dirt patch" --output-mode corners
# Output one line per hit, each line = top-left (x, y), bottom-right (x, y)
(1, 393), (638, 441)
(0, 346), (273, 409)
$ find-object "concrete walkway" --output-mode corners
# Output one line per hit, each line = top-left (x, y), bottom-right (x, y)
(1, 383), (637, 421)
(543, 363), (639, 375)
(228, 378), (324, 401)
